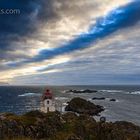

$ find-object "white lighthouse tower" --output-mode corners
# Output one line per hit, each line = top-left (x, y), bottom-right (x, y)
(41, 89), (55, 113)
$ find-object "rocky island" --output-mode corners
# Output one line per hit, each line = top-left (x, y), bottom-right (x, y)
(0, 97), (140, 140)
(92, 97), (106, 100)
(65, 97), (104, 115)
(65, 89), (98, 93)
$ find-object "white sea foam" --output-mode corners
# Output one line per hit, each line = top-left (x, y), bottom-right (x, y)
(130, 91), (140, 95)
(62, 90), (74, 94)
(100, 90), (140, 95)
(100, 90), (124, 93)
(18, 93), (41, 97)
(55, 97), (68, 100)
(116, 99), (119, 102)
(62, 102), (68, 106)
(61, 90), (67, 93)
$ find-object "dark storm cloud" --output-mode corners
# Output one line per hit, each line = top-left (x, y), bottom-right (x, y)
(0, 0), (57, 60)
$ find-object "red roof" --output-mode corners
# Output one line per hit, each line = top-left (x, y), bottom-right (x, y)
(42, 89), (53, 100)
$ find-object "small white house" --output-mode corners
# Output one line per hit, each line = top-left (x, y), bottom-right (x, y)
(40, 89), (55, 113)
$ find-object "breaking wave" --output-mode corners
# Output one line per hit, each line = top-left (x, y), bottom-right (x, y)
(55, 97), (68, 100)
(100, 90), (140, 95)
(100, 90), (124, 93)
(130, 91), (140, 95)
(18, 93), (41, 97)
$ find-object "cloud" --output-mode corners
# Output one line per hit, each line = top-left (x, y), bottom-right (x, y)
(10, 72), (140, 85)
(0, 55), (71, 82)
(0, 0), (129, 63)
(0, 0), (57, 35)
(1, 0), (140, 85)
(0, 0), (57, 61)
(6, 27), (140, 85)
(30, 24), (140, 77)
(35, 0), (140, 59)
(7, 0), (140, 67)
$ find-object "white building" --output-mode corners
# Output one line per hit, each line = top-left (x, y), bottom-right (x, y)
(40, 89), (56, 113)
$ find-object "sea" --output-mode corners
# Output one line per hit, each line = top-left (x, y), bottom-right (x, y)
(0, 85), (140, 125)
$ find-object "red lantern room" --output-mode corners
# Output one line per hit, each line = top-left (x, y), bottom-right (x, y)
(42, 89), (53, 100)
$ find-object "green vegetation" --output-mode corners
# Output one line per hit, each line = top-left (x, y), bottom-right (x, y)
(0, 98), (140, 140)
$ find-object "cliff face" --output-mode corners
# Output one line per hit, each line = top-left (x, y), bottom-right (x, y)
(0, 110), (140, 140)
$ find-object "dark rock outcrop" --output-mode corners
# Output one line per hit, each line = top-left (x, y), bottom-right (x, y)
(92, 97), (106, 100)
(110, 98), (116, 102)
(66, 89), (98, 93)
(65, 97), (104, 115)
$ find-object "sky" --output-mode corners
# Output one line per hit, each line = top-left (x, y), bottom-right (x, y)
(0, 0), (140, 85)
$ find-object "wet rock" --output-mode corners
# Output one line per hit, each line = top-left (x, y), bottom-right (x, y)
(110, 99), (116, 102)
(92, 97), (106, 100)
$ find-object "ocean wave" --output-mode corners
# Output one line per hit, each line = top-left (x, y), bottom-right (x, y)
(18, 93), (41, 97)
(61, 90), (67, 93)
(62, 102), (68, 106)
(100, 90), (140, 95)
(55, 97), (68, 100)
(130, 91), (140, 95)
(100, 90), (124, 93)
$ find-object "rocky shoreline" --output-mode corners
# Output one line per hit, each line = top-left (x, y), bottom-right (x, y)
(0, 98), (140, 140)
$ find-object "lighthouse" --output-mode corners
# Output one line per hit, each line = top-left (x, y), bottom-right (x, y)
(40, 89), (55, 113)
